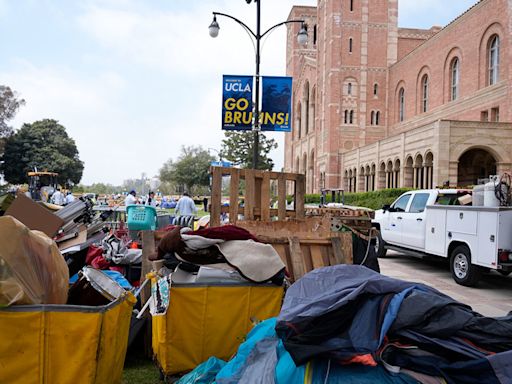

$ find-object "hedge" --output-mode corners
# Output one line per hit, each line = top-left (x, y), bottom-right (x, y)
(303, 188), (412, 210)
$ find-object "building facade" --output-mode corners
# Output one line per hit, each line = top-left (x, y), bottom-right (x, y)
(284, 0), (512, 193)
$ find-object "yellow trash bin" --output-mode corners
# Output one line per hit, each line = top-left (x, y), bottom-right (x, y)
(152, 283), (283, 376)
(0, 292), (136, 384)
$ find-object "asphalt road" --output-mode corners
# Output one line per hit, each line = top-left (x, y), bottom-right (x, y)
(378, 250), (512, 317)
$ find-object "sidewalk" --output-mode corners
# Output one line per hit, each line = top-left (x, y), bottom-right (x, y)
(379, 252), (512, 317)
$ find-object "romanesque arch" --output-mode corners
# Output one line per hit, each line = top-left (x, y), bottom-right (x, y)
(378, 162), (386, 190)
(443, 46), (463, 103)
(414, 154), (424, 189)
(358, 166), (366, 192)
(457, 148), (497, 186)
(478, 22), (504, 88)
(309, 149), (315, 193)
(404, 156), (414, 188)
(304, 81), (310, 135)
(424, 152), (434, 189)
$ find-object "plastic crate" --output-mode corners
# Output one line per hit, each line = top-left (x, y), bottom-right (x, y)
(126, 205), (157, 231)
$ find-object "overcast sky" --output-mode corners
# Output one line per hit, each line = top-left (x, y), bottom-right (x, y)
(0, 0), (478, 185)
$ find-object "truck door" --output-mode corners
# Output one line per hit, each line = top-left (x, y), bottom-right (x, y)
(382, 193), (411, 245)
(401, 192), (430, 249)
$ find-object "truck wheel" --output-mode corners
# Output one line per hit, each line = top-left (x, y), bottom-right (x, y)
(450, 245), (481, 287)
(373, 229), (387, 258)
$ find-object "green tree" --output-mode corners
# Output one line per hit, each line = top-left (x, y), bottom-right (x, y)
(1, 119), (84, 185)
(219, 131), (277, 170)
(159, 146), (215, 194)
(0, 85), (25, 138)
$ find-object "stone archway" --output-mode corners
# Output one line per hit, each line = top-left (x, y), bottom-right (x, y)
(458, 148), (497, 186)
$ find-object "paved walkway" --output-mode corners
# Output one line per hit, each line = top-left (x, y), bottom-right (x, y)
(379, 251), (512, 317)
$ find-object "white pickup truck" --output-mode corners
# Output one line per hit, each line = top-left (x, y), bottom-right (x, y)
(372, 189), (512, 286)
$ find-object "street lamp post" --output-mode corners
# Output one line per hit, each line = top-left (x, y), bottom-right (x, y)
(209, 1), (308, 169)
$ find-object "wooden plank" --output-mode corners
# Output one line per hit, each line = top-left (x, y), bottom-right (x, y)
(229, 168), (240, 225)
(254, 175), (263, 220)
(260, 172), (271, 221)
(289, 237), (305, 281)
(300, 245), (313, 274)
(283, 242), (294, 281)
(331, 236), (351, 265)
(310, 245), (325, 269)
(277, 173), (286, 221)
(320, 246), (331, 266)
(244, 169), (255, 220)
(341, 232), (354, 264)
(295, 174), (305, 219)
(210, 166), (223, 227)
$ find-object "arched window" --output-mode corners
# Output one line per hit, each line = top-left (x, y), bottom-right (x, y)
(347, 83), (352, 95)
(375, 111), (380, 125)
(370, 111), (375, 125)
(344, 110), (348, 124)
(350, 0), (354, 12)
(313, 25), (317, 45)
(398, 88), (405, 122)
(450, 57), (459, 101)
(373, 83), (378, 96)
(311, 87), (316, 131)
(349, 110), (354, 124)
(297, 102), (302, 139)
(304, 82), (310, 135)
(489, 35), (500, 85)
(421, 75), (429, 113)
(349, 38), (353, 53)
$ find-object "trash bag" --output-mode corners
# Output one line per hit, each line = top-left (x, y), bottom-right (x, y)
(0, 216), (69, 306)
(175, 357), (226, 384)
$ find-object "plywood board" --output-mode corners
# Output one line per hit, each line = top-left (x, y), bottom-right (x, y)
(5, 193), (64, 237)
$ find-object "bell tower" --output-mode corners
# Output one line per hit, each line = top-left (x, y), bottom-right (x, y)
(316, 0), (398, 188)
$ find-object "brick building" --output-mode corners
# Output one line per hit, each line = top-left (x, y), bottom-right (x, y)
(284, 0), (512, 193)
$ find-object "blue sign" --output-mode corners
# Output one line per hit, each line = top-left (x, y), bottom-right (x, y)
(222, 75), (253, 131)
(211, 161), (233, 167)
(261, 76), (292, 132)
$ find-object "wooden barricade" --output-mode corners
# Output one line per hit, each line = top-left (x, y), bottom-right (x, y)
(236, 218), (353, 282)
(209, 167), (356, 282)
(209, 167), (305, 227)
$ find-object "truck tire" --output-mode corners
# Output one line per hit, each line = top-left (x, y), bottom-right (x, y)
(450, 245), (481, 287)
(373, 229), (387, 258)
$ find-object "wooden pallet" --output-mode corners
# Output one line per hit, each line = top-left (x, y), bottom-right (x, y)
(209, 167), (305, 227)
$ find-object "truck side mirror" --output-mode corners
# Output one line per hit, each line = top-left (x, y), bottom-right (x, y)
(382, 204), (391, 212)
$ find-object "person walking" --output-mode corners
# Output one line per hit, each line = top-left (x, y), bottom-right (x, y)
(175, 192), (197, 216)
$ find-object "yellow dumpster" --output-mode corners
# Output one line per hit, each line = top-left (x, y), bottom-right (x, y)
(0, 293), (136, 384)
(152, 283), (283, 376)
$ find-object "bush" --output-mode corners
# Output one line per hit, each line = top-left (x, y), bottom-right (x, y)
(305, 188), (412, 210)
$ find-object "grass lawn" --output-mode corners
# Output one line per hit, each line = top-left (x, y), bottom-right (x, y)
(122, 351), (161, 384)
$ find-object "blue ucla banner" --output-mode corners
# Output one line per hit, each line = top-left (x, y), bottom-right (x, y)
(222, 75), (253, 131)
(261, 76), (292, 132)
